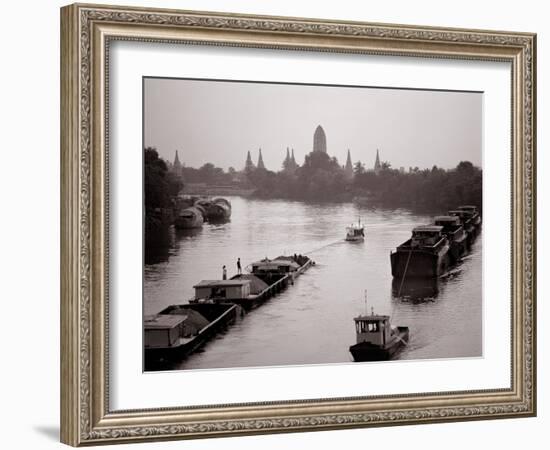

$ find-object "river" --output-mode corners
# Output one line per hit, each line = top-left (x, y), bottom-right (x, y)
(144, 196), (482, 370)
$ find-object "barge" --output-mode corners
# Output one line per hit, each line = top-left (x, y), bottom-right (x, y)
(391, 205), (481, 280)
(144, 302), (243, 369)
(191, 254), (314, 310)
(434, 215), (468, 263)
(207, 198), (232, 221)
(391, 225), (451, 278)
(349, 312), (409, 362)
(174, 206), (204, 229)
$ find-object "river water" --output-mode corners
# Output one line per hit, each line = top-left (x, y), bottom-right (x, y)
(144, 196), (482, 370)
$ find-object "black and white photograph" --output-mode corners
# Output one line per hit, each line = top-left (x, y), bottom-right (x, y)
(143, 77), (483, 371)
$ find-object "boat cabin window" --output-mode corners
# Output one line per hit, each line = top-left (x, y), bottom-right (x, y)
(356, 321), (380, 333)
(210, 287), (226, 298)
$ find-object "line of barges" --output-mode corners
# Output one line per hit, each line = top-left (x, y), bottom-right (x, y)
(144, 254), (314, 368)
(390, 205), (482, 279)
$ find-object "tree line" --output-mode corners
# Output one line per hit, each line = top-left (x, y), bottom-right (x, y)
(144, 146), (482, 214)
(247, 152), (482, 212)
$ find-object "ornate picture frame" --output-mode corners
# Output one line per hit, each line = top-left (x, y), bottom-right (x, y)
(60, 3), (536, 446)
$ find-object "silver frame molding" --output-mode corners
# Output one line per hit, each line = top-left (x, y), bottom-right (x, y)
(60, 3), (536, 446)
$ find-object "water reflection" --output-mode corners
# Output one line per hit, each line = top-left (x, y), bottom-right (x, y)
(392, 277), (440, 303)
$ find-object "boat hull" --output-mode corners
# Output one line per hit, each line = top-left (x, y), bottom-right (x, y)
(448, 237), (468, 263)
(345, 236), (365, 242)
(391, 247), (450, 278)
(349, 328), (409, 361)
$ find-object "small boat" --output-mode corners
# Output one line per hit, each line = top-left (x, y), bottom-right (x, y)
(144, 302), (243, 369)
(390, 225), (450, 278)
(174, 206), (204, 229)
(346, 218), (365, 242)
(349, 310), (409, 362)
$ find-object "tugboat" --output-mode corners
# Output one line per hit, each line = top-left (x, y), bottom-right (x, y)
(345, 218), (365, 242)
(349, 307), (409, 362)
(390, 225), (450, 278)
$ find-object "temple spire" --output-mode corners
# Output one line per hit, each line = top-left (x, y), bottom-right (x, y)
(345, 149), (353, 179)
(374, 149), (381, 174)
(257, 148), (266, 170)
(313, 125), (327, 153)
(172, 150), (183, 177)
(245, 150), (255, 172)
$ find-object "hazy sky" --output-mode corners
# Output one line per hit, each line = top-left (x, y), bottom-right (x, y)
(144, 77), (482, 171)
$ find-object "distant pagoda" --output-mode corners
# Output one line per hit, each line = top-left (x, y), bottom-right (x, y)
(374, 149), (381, 174)
(257, 148), (266, 170)
(313, 125), (327, 153)
(345, 149), (353, 179)
(290, 148), (298, 169)
(172, 150), (183, 178)
(244, 150), (255, 173)
(283, 147), (299, 172)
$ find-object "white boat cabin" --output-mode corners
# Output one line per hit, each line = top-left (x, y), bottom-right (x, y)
(354, 314), (392, 346)
(411, 225), (444, 247)
(193, 279), (251, 300)
(346, 223), (365, 241)
(144, 314), (186, 348)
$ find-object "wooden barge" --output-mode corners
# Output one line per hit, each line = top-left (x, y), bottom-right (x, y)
(391, 225), (451, 278)
(145, 254), (314, 368)
(391, 206), (481, 279)
(191, 255), (314, 310)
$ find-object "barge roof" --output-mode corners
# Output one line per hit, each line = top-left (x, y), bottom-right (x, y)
(434, 216), (461, 222)
(144, 314), (187, 329)
(193, 279), (251, 288)
(413, 225), (444, 233)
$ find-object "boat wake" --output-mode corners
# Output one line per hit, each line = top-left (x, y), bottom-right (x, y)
(304, 239), (345, 256)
